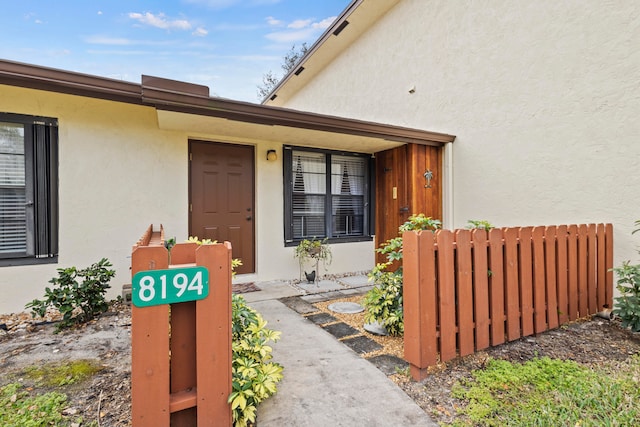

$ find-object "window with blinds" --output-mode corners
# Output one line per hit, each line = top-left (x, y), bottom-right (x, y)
(0, 123), (26, 255)
(284, 146), (372, 244)
(0, 113), (58, 266)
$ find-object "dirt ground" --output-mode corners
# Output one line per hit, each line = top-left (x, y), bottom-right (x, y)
(1, 298), (640, 426)
(0, 302), (132, 427)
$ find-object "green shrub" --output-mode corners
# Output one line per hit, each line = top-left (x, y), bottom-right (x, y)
(229, 295), (283, 427)
(363, 214), (441, 336)
(25, 258), (115, 331)
(466, 220), (494, 231)
(611, 220), (640, 332)
(612, 261), (640, 332)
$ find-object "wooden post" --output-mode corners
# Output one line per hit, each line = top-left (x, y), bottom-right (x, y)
(131, 227), (232, 427)
(403, 230), (437, 381)
(131, 245), (171, 426)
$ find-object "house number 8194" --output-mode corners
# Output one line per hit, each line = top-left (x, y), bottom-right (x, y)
(132, 267), (210, 307)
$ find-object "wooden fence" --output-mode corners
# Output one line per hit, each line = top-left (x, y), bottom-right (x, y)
(403, 223), (613, 380)
(131, 225), (232, 426)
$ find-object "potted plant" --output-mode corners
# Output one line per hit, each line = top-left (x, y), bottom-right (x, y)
(294, 238), (332, 283)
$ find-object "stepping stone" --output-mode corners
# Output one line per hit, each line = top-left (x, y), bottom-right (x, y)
(322, 322), (359, 339)
(367, 354), (409, 376)
(297, 280), (344, 293)
(279, 296), (318, 314)
(364, 321), (388, 336)
(337, 275), (371, 287)
(301, 291), (344, 303)
(341, 336), (383, 355)
(306, 312), (337, 325)
(328, 302), (364, 314)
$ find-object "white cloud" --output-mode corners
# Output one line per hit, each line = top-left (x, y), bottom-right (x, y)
(85, 36), (178, 46)
(287, 19), (311, 29)
(312, 16), (336, 30)
(128, 12), (192, 30)
(265, 15), (337, 45)
(266, 16), (283, 26)
(192, 27), (208, 37)
(97, 11), (103, 15)
(34, 19), (43, 24)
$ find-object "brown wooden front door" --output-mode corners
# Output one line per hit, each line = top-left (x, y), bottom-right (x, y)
(375, 144), (442, 265)
(189, 141), (255, 274)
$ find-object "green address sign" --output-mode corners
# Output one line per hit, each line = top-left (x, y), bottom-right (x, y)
(132, 267), (209, 307)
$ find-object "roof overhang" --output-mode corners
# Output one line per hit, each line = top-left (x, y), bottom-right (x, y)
(264, 0), (400, 107)
(0, 58), (455, 152)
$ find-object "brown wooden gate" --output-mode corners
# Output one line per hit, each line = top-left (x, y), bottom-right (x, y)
(375, 144), (442, 264)
(189, 141), (255, 274)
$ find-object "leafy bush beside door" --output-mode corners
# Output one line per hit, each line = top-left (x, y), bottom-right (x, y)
(363, 214), (441, 336)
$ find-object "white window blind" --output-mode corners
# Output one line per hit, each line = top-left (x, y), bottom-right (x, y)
(292, 151), (326, 238)
(0, 122), (26, 255)
(331, 155), (365, 236)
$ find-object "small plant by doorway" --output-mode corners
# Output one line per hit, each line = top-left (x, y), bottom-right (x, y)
(294, 238), (332, 284)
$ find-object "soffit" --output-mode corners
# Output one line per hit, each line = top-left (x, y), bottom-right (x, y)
(156, 110), (405, 153)
(264, 0), (401, 107)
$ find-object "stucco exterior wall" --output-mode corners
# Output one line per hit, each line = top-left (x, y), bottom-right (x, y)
(0, 85), (374, 313)
(281, 0), (640, 267)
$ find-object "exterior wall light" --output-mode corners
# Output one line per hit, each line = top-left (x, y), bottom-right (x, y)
(266, 149), (278, 162)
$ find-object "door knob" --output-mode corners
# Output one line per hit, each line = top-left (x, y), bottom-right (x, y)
(246, 216), (252, 221)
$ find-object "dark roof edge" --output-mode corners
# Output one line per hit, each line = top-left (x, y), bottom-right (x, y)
(0, 58), (455, 146)
(0, 58), (142, 104)
(143, 85), (455, 145)
(261, 0), (363, 104)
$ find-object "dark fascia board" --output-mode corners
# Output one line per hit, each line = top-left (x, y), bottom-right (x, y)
(0, 58), (455, 146)
(262, 0), (363, 103)
(142, 85), (455, 146)
(0, 58), (141, 104)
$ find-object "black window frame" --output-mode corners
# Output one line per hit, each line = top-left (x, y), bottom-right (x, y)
(283, 145), (374, 246)
(0, 112), (58, 267)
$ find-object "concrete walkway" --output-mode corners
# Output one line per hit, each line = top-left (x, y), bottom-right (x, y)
(240, 277), (437, 427)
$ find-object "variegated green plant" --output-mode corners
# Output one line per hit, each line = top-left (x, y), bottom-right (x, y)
(229, 295), (283, 427)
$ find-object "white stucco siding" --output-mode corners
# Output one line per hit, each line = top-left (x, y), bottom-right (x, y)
(282, 0), (640, 266)
(0, 85), (375, 313)
(0, 85), (189, 313)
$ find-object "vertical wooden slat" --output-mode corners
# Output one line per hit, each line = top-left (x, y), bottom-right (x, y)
(556, 225), (569, 324)
(170, 301), (198, 426)
(587, 224), (598, 314)
(504, 228), (521, 341)
(196, 243), (233, 425)
(131, 246), (170, 426)
(170, 242), (198, 265)
(455, 230), (474, 357)
(567, 225), (579, 320)
(488, 229), (505, 346)
(605, 223), (614, 308)
(578, 224), (589, 317)
(532, 226), (547, 333)
(403, 231), (438, 380)
(545, 226), (559, 329)
(472, 229), (490, 351)
(596, 224), (606, 309)
(518, 227), (534, 336)
(437, 230), (457, 362)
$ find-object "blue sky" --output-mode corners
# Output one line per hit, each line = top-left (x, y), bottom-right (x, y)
(0, 0), (351, 102)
